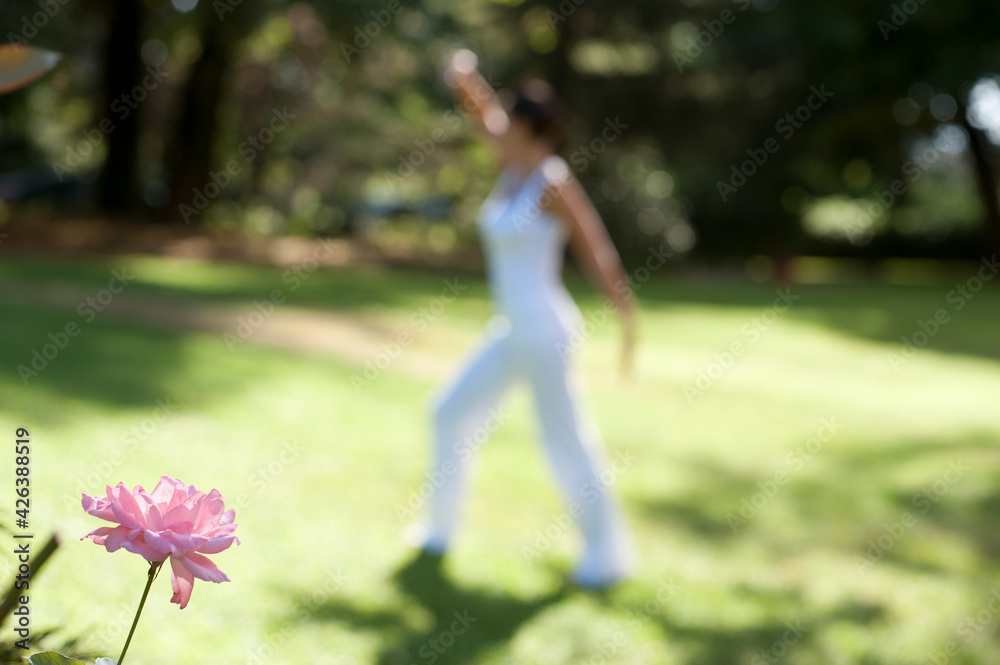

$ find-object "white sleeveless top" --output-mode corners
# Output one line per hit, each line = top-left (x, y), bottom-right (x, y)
(478, 155), (583, 334)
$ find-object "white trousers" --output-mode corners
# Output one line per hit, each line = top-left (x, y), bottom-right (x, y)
(423, 315), (634, 584)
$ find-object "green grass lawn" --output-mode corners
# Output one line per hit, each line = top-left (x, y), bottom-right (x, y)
(1, 254), (999, 665)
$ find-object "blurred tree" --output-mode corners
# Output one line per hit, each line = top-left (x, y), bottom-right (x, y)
(3, 0), (1000, 264)
(165, 0), (264, 221)
(963, 114), (1000, 253)
(95, 0), (144, 213)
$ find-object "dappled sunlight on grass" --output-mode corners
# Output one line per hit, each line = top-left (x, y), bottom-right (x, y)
(0, 256), (998, 664)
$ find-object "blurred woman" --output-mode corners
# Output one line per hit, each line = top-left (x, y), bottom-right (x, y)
(416, 50), (638, 588)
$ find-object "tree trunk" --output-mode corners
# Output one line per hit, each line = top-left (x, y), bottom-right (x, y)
(550, 9), (577, 92)
(96, 0), (143, 213)
(962, 114), (1000, 255)
(165, 24), (230, 223)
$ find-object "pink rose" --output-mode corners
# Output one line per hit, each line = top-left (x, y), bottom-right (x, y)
(82, 476), (239, 609)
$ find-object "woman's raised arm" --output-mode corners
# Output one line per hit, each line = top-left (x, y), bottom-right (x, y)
(441, 50), (511, 154)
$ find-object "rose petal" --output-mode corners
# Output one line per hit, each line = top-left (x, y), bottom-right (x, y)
(104, 525), (132, 552)
(109, 487), (148, 530)
(192, 490), (225, 528)
(81, 484), (125, 522)
(178, 551), (230, 583)
(146, 527), (208, 555)
(82, 526), (115, 545)
(169, 556), (195, 609)
(197, 532), (239, 554)
(118, 531), (170, 562)
(151, 476), (191, 510)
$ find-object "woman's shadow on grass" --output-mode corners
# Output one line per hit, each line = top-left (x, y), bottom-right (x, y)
(295, 551), (567, 665)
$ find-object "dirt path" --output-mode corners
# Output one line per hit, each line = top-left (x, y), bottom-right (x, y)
(0, 216), (482, 271)
(1, 284), (450, 381)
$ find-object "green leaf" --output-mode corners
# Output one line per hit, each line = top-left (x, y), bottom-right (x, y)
(25, 653), (86, 665)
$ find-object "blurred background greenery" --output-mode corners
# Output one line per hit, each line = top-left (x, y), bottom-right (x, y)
(2, 0), (1000, 268)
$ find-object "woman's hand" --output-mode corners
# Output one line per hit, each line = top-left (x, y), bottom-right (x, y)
(442, 49), (478, 88)
(440, 49), (509, 142)
(620, 305), (637, 379)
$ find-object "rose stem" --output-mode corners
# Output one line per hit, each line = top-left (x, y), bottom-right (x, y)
(118, 560), (163, 665)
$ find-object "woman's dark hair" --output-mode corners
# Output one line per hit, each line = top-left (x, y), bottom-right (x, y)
(502, 79), (570, 148)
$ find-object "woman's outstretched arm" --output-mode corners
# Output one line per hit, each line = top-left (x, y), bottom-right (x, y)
(441, 50), (510, 154)
(544, 174), (638, 376)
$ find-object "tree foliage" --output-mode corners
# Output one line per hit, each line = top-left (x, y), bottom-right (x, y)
(2, 0), (999, 263)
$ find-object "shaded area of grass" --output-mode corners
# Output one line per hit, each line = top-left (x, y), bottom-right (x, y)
(296, 551), (567, 665)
